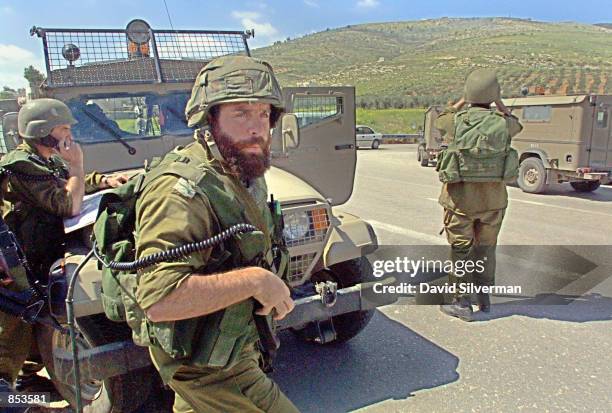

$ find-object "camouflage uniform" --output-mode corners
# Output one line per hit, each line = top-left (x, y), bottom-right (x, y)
(436, 69), (523, 315)
(0, 141), (104, 383)
(134, 56), (299, 413)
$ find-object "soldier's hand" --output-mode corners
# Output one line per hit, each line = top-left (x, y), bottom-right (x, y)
(453, 97), (466, 110)
(253, 269), (295, 320)
(103, 174), (129, 188)
(58, 138), (84, 171)
(495, 99), (512, 116)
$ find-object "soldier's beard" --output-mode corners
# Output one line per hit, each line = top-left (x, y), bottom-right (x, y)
(211, 126), (271, 180)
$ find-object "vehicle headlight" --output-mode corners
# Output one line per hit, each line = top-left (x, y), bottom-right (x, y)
(283, 211), (310, 242)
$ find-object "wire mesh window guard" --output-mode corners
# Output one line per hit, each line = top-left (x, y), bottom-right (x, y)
(33, 27), (250, 87)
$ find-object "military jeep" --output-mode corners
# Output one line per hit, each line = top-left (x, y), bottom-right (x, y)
(1, 20), (388, 412)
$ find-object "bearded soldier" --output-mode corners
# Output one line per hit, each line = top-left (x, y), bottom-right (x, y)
(435, 69), (523, 321)
(132, 55), (299, 412)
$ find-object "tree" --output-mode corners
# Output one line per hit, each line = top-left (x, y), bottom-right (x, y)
(0, 86), (18, 99)
(24, 66), (45, 84)
(23, 65), (45, 97)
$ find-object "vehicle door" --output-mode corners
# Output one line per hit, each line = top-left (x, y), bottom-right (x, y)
(355, 126), (366, 148)
(272, 87), (356, 205)
(361, 127), (376, 146)
(589, 100), (612, 168)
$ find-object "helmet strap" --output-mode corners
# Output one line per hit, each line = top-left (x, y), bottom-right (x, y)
(37, 135), (60, 151)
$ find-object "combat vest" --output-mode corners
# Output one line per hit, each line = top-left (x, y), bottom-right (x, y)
(0, 147), (68, 277)
(436, 108), (519, 183)
(94, 134), (287, 369)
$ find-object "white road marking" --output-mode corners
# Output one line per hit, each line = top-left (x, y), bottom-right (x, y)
(361, 175), (439, 189)
(508, 198), (612, 217)
(426, 197), (612, 218)
(367, 219), (446, 245)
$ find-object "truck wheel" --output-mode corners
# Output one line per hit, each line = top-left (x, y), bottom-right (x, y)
(36, 315), (168, 412)
(295, 257), (375, 344)
(419, 147), (429, 167)
(371, 139), (380, 149)
(570, 180), (601, 192)
(518, 157), (548, 193)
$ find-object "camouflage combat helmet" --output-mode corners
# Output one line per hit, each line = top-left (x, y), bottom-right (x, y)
(464, 69), (500, 105)
(185, 55), (284, 128)
(18, 98), (77, 139)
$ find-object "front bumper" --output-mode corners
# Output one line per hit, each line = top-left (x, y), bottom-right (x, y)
(582, 172), (610, 184)
(53, 278), (396, 383)
(277, 278), (396, 330)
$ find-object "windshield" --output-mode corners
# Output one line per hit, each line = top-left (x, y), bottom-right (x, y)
(67, 92), (191, 143)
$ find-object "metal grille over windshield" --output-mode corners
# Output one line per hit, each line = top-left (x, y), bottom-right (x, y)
(31, 25), (251, 87)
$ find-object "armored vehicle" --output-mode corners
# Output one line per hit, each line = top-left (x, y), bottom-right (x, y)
(1, 20), (388, 412)
(503, 94), (612, 193)
(417, 105), (444, 167)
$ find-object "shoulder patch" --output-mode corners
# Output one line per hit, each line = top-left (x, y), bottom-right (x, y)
(172, 177), (197, 199)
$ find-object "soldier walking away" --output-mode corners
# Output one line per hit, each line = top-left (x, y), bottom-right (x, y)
(435, 69), (523, 321)
(0, 99), (126, 395)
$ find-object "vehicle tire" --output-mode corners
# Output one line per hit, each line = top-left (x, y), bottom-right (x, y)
(36, 314), (168, 412)
(371, 139), (380, 149)
(570, 180), (601, 192)
(419, 147), (429, 167)
(518, 157), (548, 193)
(294, 257), (375, 344)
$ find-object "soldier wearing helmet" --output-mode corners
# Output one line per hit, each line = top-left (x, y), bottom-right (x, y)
(0, 98), (127, 392)
(133, 55), (298, 412)
(435, 69), (523, 321)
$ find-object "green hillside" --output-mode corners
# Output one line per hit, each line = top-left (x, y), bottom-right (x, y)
(253, 18), (612, 108)
(356, 108), (424, 134)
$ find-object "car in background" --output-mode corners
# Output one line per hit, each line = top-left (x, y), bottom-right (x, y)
(356, 125), (382, 149)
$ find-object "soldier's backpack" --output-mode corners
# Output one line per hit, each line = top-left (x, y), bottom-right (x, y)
(92, 153), (208, 324)
(93, 169), (149, 323)
(436, 108), (519, 183)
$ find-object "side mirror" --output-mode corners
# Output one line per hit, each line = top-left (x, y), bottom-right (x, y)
(281, 114), (300, 150)
(1, 112), (20, 153)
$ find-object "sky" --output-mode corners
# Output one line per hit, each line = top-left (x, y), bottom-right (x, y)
(1, 0), (610, 90)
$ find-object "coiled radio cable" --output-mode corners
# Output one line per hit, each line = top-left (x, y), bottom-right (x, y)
(93, 223), (258, 272)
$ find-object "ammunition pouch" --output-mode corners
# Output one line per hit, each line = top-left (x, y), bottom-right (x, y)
(502, 148), (519, 183)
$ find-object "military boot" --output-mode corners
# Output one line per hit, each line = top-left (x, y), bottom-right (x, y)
(439, 297), (473, 321)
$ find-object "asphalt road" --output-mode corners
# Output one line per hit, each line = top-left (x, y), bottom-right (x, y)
(271, 144), (612, 413)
